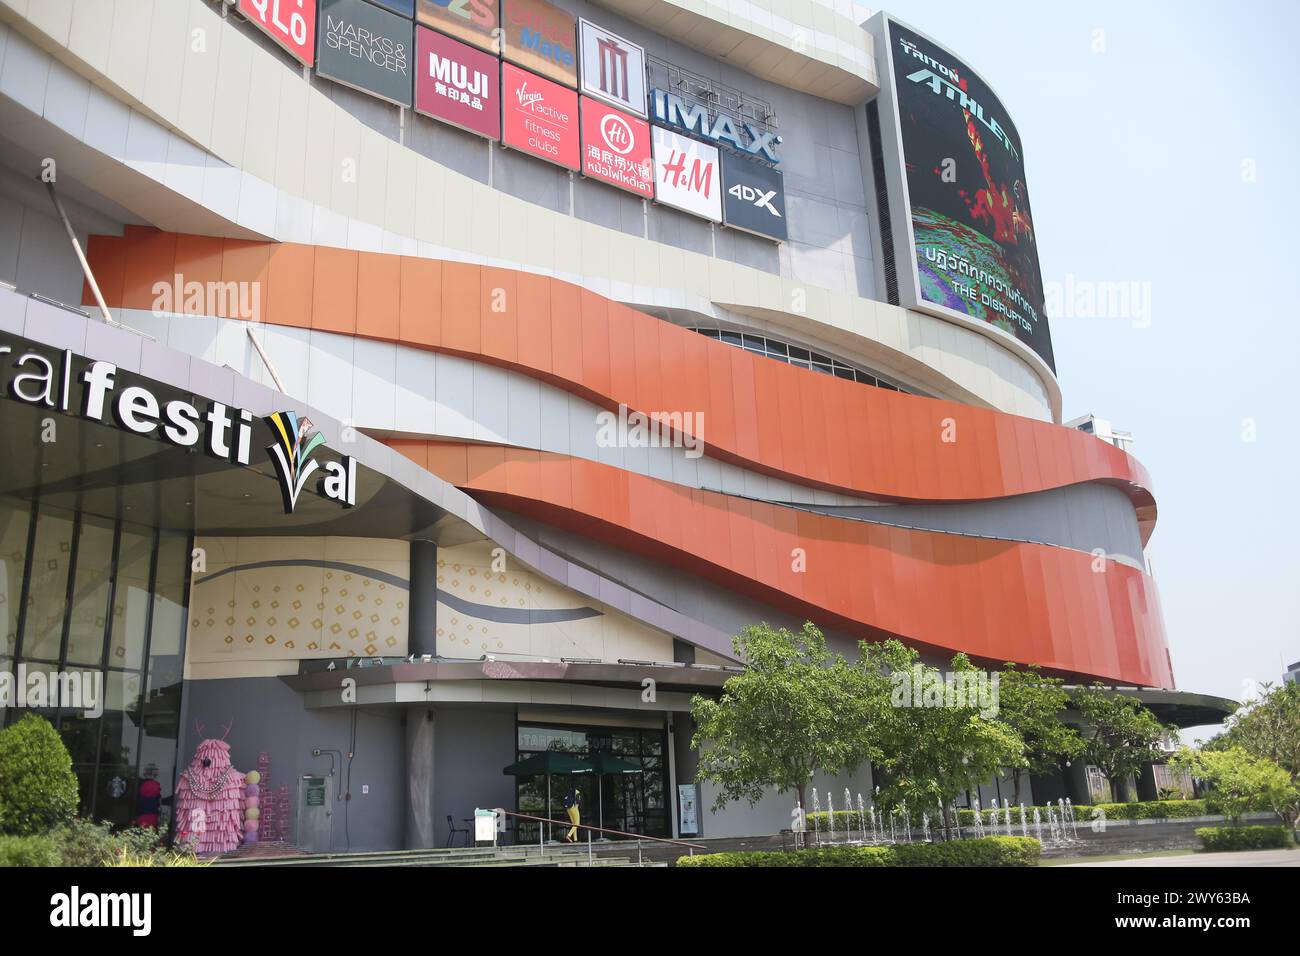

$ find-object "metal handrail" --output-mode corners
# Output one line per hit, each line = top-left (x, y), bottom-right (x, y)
(493, 808), (706, 863)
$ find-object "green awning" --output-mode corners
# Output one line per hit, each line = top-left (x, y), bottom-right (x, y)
(502, 752), (593, 776)
(585, 753), (643, 775)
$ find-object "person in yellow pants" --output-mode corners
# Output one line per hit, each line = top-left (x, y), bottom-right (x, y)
(562, 786), (581, 843)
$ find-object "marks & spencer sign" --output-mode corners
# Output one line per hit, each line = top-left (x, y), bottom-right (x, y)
(317, 0), (413, 107)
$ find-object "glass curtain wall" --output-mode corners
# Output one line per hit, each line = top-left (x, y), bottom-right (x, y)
(0, 496), (191, 830)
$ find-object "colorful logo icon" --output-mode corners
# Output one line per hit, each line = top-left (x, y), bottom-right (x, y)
(265, 411), (327, 514)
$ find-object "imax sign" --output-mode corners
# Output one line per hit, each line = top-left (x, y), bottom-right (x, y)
(650, 89), (782, 164)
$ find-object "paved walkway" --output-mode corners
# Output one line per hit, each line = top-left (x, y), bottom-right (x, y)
(1061, 848), (1300, 867)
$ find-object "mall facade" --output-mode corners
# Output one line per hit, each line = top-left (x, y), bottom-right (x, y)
(0, 0), (1230, 848)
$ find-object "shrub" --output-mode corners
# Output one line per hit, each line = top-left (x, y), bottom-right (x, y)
(1195, 826), (1296, 852)
(0, 714), (79, 836)
(109, 849), (208, 868)
(676, 836), (1041, 867)
(1089, 799), (1208, 820)
(49, 819), (165, 866)
(0, 834), (60, 867)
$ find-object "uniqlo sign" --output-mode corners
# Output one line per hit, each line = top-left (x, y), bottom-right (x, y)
(238, 0), (317, 66)
(415, 27), (500, 139)
(580, 98), (652, 198)
(502, 63), (580, 171)
(651, 126), (721, 222)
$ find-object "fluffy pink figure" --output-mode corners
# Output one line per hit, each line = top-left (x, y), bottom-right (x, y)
(175, 738), (246, 855)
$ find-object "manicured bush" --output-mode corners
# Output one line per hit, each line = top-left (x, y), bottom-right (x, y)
(0, 834), (60, 867)
(676, 835), (1041, 867)
(1195, 826), (1296, 852)
(0, 714), (79, 836)
(1090, 799), (1208, 820)
(50, 819), (165, 867)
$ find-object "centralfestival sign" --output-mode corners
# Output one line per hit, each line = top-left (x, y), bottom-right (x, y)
(580, 98), (653, 198)
(238, 0), (317, 66)
(0, 336), (356, 515)
(721, 151), (787, 241)
(651, 126), (721, 222)
(415, 26), (501, 139)
(502, 62), (580, 170)
(577, 18), (646, 118)
(501, 0), (577, 88)
(317, 0), (413, 107)
(416, 0), (499, 53)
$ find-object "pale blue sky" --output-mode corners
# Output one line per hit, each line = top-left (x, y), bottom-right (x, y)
(864, 0), (1299, 726)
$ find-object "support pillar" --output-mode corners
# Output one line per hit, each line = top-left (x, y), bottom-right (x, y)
(409, 540), (438, 658)
(404, 708), (436, 849)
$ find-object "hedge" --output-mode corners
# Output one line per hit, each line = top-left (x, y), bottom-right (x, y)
(0, 834), (61, 867)
(1089, 800), (1208, 820)
(676, 836), (1041, 867)
(1195, 826), (1296, 852)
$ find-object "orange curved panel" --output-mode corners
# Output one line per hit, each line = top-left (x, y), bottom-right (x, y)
(390, 439), (1171, 688)
(82, 230), (1157, 531)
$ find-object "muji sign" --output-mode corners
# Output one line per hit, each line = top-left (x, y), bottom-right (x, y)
(580, 98), (653, 198)
(238, 0), (317, 66)
(415, 26), (501, 139)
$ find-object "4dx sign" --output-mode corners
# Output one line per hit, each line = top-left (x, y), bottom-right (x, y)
(238, 0), (317, 66)
(727, 183), (779, 216)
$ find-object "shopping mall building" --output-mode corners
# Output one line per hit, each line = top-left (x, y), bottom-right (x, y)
(0, 0), (1231, 849)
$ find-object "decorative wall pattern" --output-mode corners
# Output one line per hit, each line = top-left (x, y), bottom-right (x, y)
(187, 537), (410, 662)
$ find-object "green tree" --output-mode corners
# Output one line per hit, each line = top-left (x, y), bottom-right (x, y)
(994, 664), (1084, 805)
(861, 641), (1023, 827)
(1208, 681), (1300, 792)
(1072, 685), (1172, 803)
(0, 714), (79, 836)
(1171, 745), (1299, 826)
(690, 622), (883, 813)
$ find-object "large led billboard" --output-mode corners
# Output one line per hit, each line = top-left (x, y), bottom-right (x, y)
(873, 16), (1054, 371)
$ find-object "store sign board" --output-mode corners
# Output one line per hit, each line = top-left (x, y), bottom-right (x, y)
(416, 0), (499, 54)
(651, 125), (721, 222)
(578, 18), (646, 117)
(502, 62), (580, 170)
(580, 98), (653, 198)
(415, 26), (501, 139)
(501, 0), (577, 87)
(238, 0), (318, 66)
(721, 151), (787, 241)
(317, 0), (414, 107)
(649, 88), (783, 164)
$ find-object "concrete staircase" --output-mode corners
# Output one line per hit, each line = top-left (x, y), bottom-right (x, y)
(212, 844), (643, 867)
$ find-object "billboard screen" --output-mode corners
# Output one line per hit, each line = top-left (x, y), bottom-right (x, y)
(721, 152), (786, 241)
(502, 0), (577, 88)
(414, 27), (500, 139)
(502, 63), (580, 170)
(317, 0), (413, 107)
(883, 18), (1054, 370)
(416, 0), (499, 53)
(238, 0), (317, 66)
(581, 98), (653, 198)
(652, 126), (721, 222)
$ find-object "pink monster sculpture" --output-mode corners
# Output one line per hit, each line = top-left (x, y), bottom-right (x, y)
(175, 724), (246, 855)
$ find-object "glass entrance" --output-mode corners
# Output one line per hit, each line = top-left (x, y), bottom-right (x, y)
(514, 722), (669, 842)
